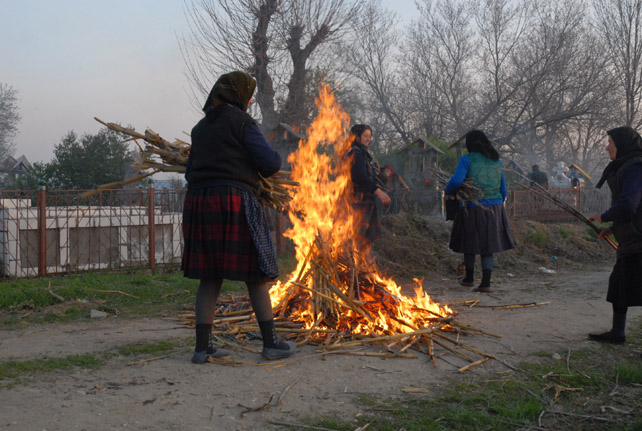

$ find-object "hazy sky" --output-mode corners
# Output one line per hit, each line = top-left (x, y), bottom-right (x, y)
(2, 0), (418, 164)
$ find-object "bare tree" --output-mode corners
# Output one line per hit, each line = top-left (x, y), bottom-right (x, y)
(0, 83), (20, 159)
(180, 0), (363, 132)
(595, 0), (642, 128)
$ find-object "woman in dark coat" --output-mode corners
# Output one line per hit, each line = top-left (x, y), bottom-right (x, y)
(182, 71), (296, 363)
(347, 124), (390, 248)
(445, 130), (515, 292)
(588, 126), (642, 344)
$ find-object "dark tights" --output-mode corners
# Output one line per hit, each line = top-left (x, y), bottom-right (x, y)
(194, 278), (279, 348)
(612, 304), (628, 337)
(195, 278), (274, 324)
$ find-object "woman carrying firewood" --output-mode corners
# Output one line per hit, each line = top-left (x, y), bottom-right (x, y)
(182, 71), (296, 363)
(347, 124), (391, 248)
(445, 130), (515, 292)
(587, 126), (642, 344)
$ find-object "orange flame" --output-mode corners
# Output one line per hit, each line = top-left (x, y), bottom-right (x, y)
(270, 83), (452, 335)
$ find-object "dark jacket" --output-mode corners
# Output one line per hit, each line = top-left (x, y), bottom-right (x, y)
(603, 157), (642, 257)
(348, 143), (379, 199)
(186, 104), (280, 196)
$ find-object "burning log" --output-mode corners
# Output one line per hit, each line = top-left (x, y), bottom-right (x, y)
(83, 118), (299, 210)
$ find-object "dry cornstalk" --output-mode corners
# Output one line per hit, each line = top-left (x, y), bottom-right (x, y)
(457, 357), (491, 373)
(86, 118), (298, 209)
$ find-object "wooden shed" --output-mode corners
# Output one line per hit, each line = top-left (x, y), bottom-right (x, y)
(398, 137), (445, 184)
(265, 123), (304, 169)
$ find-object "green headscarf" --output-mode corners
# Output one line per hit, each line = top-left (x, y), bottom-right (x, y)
(202, 71), (256, 112)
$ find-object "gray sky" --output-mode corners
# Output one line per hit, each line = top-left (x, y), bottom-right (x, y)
(2, 0), (418, 164)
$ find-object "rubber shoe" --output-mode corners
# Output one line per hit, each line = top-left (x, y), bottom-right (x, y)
(459, 278), (474, 287)
(207, 346), (232, 358)
(588, 331), (625, 344)
(262, 340), (297, 360)
(191, 347), (232, 364)
(191, 350), (209, 364)
(472, 287), (493, 293)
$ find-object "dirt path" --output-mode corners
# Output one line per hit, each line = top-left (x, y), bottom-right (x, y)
(1, 265), (639, 431)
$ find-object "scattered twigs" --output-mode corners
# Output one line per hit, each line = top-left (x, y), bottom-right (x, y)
(89, 288), (140, 299)
(473, 301), (551, 310)
(457, 357), (490, 373)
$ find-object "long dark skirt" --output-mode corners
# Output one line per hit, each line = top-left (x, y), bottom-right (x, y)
(607, 253), (642, 307)
(449, 204), (515, 254)
(181, 185), (278, 282)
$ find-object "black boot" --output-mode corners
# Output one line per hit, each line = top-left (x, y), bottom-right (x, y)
(258, 319), (296, 359)
(459, 268), (475, 287)
(589, 306), (627, 344)
(192, 323), (231, 364)
(473, 270), (492, 292)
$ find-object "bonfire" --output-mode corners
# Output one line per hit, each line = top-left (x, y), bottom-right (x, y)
(177, 84), (508, 371)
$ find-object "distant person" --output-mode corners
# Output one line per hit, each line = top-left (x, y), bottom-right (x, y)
(527, 164), (549, 189)
(444, 130), (515, 292)
(182, 71), (296, 363)
(378, 164), (410, 213)
(588, 126), (642, 344)
(347, 124), (391, 248)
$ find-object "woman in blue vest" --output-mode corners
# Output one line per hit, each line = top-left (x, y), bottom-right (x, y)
(182, 71), (296, 363)
(445, 130), (515, 292)
(588, 126), (642, 344)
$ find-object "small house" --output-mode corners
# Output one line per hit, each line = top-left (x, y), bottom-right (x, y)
(265, 123), (304, 169)
(398, 137), (445, 185)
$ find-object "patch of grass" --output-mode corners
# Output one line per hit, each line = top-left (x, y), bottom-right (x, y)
(525, 229), (549, 248)
(313, 321), (642, 431)
(0, 339), (188, 389)
(0, 354), (103, 381)
(117, 340), (180, 357)
(557, 226), (574, 239)
(616, 362), (642, 384)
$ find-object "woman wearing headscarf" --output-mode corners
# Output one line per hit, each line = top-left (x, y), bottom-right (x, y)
(347, 124), (391, 248)
(588, 126), (642, 344)
(444, 130), (515, 292)
(182, 71), (296, 363)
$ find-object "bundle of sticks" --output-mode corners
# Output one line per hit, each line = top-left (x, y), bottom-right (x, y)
(175, 230), (508, 372)
(83, 118), (298, 210)
(432, 167), (484, 204)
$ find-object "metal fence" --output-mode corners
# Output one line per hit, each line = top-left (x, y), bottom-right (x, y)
(507, 186), (611, 221)
(0, 188), (185, 278)
(0, 185), (611, 279)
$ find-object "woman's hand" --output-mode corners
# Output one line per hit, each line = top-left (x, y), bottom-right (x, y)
(596, 227), (612, 239)
(375, 188), (391, 205)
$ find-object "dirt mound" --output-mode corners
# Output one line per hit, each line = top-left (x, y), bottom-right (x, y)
(373, 213), (613, 280)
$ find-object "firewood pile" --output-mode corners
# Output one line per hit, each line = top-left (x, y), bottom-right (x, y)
(175, 230), (512, 372)
(83, 118), (298, 210)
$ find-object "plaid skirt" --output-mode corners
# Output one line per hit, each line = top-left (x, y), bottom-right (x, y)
(449, 204), (515, 255)
(607, 253), (642, 307)
(181, 185), (278, 282)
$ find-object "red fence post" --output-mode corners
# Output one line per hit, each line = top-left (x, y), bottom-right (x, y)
(148, 188), (156, 272)
(37, 182), (47, 276)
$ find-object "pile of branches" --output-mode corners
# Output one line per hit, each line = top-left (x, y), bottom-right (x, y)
(84, 118), (298, 210)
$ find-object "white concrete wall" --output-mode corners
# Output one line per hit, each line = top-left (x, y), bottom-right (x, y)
(0, 199), (182, 277)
